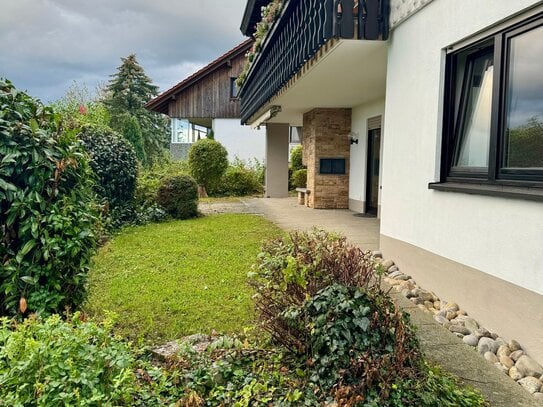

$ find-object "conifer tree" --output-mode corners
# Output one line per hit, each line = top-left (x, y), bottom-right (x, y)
(104, 54), (169, 166)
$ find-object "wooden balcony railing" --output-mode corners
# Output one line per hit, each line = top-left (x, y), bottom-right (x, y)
(239, 0), (390, 124)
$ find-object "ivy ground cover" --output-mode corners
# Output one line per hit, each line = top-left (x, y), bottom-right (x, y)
(84, 214), (282, 343)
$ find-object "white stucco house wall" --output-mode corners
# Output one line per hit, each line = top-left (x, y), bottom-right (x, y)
(238, 0), (543, 362)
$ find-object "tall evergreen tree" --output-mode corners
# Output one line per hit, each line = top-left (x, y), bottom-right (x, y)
(104, 54), (169, 166)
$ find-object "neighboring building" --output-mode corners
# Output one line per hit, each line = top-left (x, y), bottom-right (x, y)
(239, 0), (543, 361)
(145, 40), (266, 163)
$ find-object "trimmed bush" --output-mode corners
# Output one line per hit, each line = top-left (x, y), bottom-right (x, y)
(0, 79), (99, 316)
(78, 124), (138, 225)
(156, 175), (198, 219)
(188, 139), (228, 194)
(290, 145), (303, 171)
(290, 168), (307, 188)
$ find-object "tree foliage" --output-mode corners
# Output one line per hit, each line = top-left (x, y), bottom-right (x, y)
(188, 139), (228, 194)
(0, 79), (99, 316)
(290, 145), (303, 171)
(104, 54), (169, 166)
(120, 114), (146, 163)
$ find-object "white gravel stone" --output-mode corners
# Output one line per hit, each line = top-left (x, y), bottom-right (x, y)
(463, 334), (479, 347)
(510, 350), (524, 362)
(518, 377), (541, 394)
(496, 344), (511, 359)
(509, 366), (524, 380)
(516, 355), (543, 378)
(478, 337), (499, 355)
(499, 355), (515, 370)
(484, 351), (499, 363)
(509, 339), (522, 352)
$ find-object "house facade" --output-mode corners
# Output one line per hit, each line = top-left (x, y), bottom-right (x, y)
(239, 0), (543, 362)
(146, 40), (266, 163)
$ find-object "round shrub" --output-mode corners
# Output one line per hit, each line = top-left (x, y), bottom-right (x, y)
(0, 79), (99, 316)
(78, 124), (138, 225)
(156, 175), (198, 219)
(290, 145), (303, 171)
(188, 139), (228, 194)
(290, 168), (307, 188)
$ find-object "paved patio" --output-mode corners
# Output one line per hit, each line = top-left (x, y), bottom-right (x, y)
(200, 197), (541, 406)
(243, 197), (380, 251)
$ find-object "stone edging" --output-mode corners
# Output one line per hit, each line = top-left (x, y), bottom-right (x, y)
(373, 252), (543, 401)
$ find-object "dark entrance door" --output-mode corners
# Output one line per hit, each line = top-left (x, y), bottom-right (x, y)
(365, 128), (381, 215)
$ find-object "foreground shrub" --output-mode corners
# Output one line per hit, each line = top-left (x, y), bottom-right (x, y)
(211, 159), (263, 196)
(250, 229), (379, 352)
(0, 79), (98, 316)
(299, 284), (419, 399)
(156, 175), (198, 219)
(78, 124), (138, 226)
(0, 314), (135, 405)
(188, 139), (228, 195)
(290, 168), (307, 189)
(250, 230), (487, 406)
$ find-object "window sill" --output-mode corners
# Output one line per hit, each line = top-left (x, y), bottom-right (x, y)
(428, 182), (543, 202)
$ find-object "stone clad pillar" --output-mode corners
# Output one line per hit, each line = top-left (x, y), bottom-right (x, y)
(265, 123), (289, 198)
(302, 108), (351, 209)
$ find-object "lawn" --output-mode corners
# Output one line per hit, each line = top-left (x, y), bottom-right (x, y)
(84, 214), (282, 344)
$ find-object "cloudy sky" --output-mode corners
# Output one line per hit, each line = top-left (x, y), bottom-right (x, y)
(0, 0), (248, 103)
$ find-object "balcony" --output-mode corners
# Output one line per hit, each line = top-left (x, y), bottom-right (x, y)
(239, 0), (390, 124)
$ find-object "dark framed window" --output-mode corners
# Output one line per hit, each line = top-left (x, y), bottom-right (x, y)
(439, 13), (543, 192)
(320, 158), (346, 175)
(230, 77), (240, 99)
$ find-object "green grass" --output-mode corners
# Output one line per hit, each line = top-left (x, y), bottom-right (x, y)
(84, 214), (282, 344)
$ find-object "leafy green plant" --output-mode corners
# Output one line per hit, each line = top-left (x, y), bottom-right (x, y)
(298, 284), (420, 398)
(0, 314), (136, 405)
(78, 124), (138, 227)
(237, 0), (284, 88)
(188, 139), (228, 196)
(211, 159), (263, 197)
(290, 145), (303, 171)
(290, 168), (307, 189)
(0, 79), (99, 316)
(156, 175), (198, 219)
(135, 160), (190, 210)
(249, 229), (379, 352)
(121, 114), (146, 163)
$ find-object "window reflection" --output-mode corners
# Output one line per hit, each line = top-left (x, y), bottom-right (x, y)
(454, 52), (493, 169)
(504, 25), (543, 169)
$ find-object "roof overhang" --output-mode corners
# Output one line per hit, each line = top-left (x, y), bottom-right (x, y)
(145, 39), (253, 115)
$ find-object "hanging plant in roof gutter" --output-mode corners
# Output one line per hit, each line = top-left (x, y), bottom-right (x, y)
(237, 0), (284, 88)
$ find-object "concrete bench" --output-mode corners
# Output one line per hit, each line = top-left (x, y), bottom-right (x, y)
(296, 187), (310, 206)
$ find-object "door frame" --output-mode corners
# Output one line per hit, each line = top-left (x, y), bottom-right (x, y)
(365, 116), (382, 215)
